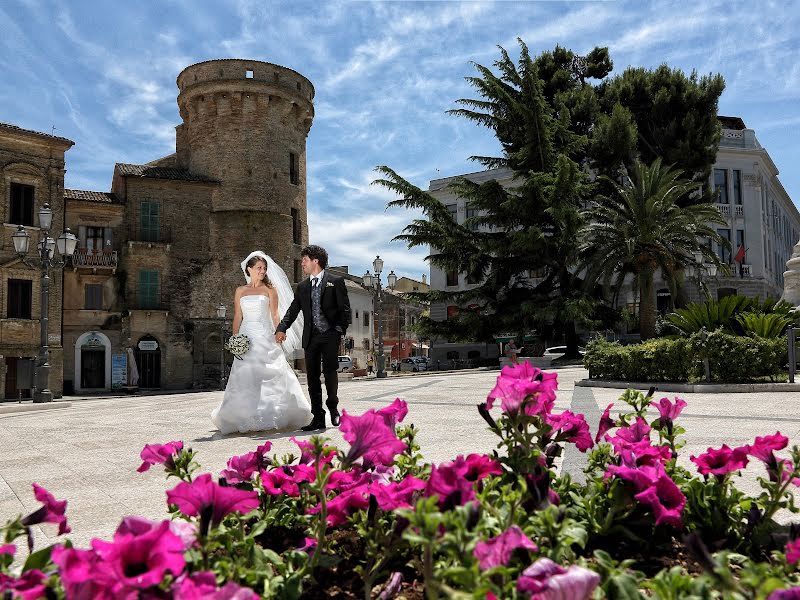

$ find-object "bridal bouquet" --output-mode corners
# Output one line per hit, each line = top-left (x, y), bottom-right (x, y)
(224, 333), (250, 360)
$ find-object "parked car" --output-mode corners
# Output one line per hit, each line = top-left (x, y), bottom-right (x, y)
(400, 357), (428, 372)
(543, 346), (586, 357)
(337, 356), (353, 372)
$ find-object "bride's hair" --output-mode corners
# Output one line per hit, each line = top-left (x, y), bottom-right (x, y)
(245, 255), (273, 288)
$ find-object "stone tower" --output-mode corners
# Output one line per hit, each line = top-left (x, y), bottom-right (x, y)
(174, 59), (314, 312)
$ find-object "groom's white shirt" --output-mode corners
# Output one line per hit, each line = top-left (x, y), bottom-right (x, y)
(311, 269), (325, 285)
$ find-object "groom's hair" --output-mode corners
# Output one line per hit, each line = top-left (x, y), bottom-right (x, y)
(301, 245), (328, 269)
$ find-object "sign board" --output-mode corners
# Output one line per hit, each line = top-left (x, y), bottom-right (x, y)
(48, 334), (61, 344)
(86, 334), (103, 347)
(138, 340), (158, 351)
(15, 359), (34, 389)
(111, 354), (127, 389)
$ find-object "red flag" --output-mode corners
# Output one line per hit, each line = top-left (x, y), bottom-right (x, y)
(733, 245), (745, 263)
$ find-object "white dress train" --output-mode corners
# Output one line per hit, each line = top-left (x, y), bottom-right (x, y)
(211, 295), (312, 434)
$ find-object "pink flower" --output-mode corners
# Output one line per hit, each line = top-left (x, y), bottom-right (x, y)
(690, 445), (749, 476)
(655, 397), (687, 425)
(749, 432), (789, 463)
(51, 546), (114, 599)
(376, 398), (409, 428)
(137, 441), (184, 473)
(516, 557), (600, 599)
(780, 460), (800, 487)
(425, 461), (476, 509)
(261, 468), (301, 497)
(595, 403), (615, 443)
(0, 570), (47, 600)
(309, 485), (370, 526)
(167, 473), (259, 526)
(618, 443), (671, 468)
(473, 525), (538, 570)
(634, 474), (686, 528)
(173, 571), (259, 600)
(116, 516), (197, 550)
(0, 544), (14, 556)
(296, 537), (317, 553)
(547, 410), (593, 451)
(340, 409), (407, 468)
(786, 539), (800, 565)
(91, 519), (186, 591)
(326, 468), (371, 492)
(614, 417), (651, 444)
(290, 437), (334, 465)
(370, 476), (427, 511)
(220, 442), (271, 484)
(769, 589), (800, 600)
(486, 363), (558, 415)
(462, 454), (504, 481)
(21, 483), (70, 535)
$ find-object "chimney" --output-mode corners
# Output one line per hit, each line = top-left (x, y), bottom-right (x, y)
(422, 274), (427, 284)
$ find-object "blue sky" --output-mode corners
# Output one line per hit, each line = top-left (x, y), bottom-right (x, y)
(2, 1), (799, 282)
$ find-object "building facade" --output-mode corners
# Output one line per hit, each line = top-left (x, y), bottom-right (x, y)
(3, 58), (316, 397)
(426, 117), (800, 356)
(0, 123), (74, 399)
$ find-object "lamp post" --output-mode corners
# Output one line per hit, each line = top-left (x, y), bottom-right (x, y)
(216, 303), (227, 390)
(687, 250), (718, 301)
(362, 256), (396, 378)
(12, 203), (78, 403)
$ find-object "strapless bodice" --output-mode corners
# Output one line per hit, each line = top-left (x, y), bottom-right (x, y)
(240, 294), (270, 325)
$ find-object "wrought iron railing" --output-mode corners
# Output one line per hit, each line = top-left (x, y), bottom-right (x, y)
(71, 249), (118, 268)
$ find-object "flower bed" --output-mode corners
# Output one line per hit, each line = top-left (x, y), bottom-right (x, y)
(2, 364), (800, 598)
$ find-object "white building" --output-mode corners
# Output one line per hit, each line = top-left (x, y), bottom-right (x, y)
(426, 116), (800, 355)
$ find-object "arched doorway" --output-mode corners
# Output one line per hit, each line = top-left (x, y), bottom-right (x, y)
(135, 334), (161, 389)
(656, 288), (672, 315)
(74, 331), (112, 391)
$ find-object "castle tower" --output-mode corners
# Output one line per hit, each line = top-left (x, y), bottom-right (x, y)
(175, 59), (314, 299)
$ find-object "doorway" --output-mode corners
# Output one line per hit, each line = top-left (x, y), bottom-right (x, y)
(80, 348), (105, 388)
(135, 335), (161, 389)
(4, 357), (32, 401)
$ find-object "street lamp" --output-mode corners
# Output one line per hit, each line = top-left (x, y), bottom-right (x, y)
(12, 203), (78, 403)
(361, 256), (396, 378)
(216, 303), (227, 390)
(687, 251), (718, 301)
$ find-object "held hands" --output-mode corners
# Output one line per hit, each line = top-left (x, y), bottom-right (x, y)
(275, 331), (287, 344)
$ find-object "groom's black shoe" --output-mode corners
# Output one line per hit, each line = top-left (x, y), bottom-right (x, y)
(301, 419), (326, 432)
(330, 414), (340, 427)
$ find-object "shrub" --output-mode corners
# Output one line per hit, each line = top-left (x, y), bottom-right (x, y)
(584, 337), (694, 382)
(691, 329), (788, 383)
(664, 295), (799, 337)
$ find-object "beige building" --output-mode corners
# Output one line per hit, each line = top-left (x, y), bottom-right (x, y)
(0, 123), (74, 399)
(3, 58), (316, 397)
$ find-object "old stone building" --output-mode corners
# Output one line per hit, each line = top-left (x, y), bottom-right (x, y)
(4, 59), (316, 397)
(0, 123), (73, 399)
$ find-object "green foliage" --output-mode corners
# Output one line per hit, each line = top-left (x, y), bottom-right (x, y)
(585, 331), (787, 383)
(665, 295), (798, 337)
(737, 312), (795, 338)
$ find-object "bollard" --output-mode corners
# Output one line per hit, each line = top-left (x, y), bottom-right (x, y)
(789, 328), (796, 384)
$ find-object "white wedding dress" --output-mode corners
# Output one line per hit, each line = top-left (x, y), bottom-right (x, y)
(211, 295), (312, 434)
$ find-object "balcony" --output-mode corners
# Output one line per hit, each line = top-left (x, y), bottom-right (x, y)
(71, 248), (118, 272)
(714, 203), (731, 218)
(734, 205), (744, 218)
(740, 264), (752, 277)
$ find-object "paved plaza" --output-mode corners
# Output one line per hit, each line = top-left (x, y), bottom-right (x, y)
(2, 367), (800, 553)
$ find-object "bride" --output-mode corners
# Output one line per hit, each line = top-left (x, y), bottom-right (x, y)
(211, 251), (312, 434)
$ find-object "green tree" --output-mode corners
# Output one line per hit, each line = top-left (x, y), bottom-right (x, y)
(580, 159), (728, 340)
(374, 41), (609, 354)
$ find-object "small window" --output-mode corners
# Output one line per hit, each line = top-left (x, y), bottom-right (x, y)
(7, 279), (32, 319)
(291, 208), (301, 244)
(446, 270), (458, 287)
(245, 69), (254, 79)
(289, 152), (299, 185)
(446, 204), (457, 221)
(85, 226), (104, 252)
(84, 284), (103, 310)
(363, 312), (370, 327)
(465, 203), (479, 231)
(716, 228), (731, 263)
(714, 169), (728, 204)
(137, 270), (159, 309)
(732, 170), (742, 205)
(9, 183), (34, 226)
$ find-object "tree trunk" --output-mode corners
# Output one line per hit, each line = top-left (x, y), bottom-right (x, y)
(639, 271), (657, 340)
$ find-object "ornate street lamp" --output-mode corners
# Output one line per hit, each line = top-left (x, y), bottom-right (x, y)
(362, 256), (395, 378)
(13, 203), (78, 402)
(216, 303), (227, 390)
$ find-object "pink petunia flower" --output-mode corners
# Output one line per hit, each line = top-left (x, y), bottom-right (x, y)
(618, 443), (672, 468)
(51, 545), (115, 599)
(220, 442), (271, 484)
(486, 363), (558, 416)
(749, 432), (789, 463)
(768, 588), (800, 600)
(116, 516), (197, 550)
(289, 437), (334, 466)
(607, 462), (686, 528)
(261, 468), (301, 497)
(376, 398), (409, 428)
(595, 403), (615, 443)
(655, 397), (687, 425)
(0, 544), (14, 556)
(91, 519), (186, 592)
(370, 476), (427, 511)
(425, 461), (476, 510)
(167, 473), (260, 526)
(613, 417), (651, 445)
(21, 483), (70, 535)
(0, 569), (48, 600)
(473, 525), (538, 570)
(309, 485), (370, 526)
(173, 571), (259, 600)
(340, 409), (407, 468)
(137, 441), (184, 473)
(461, 454), (504, 481)
(547, 410), (593, 451)
(690, 445), (749, 476)
(786, 539), (800, 565)
(516, 557), (601, 599)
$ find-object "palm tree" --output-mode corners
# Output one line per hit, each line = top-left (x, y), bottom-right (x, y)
(580, 158), (728, 340)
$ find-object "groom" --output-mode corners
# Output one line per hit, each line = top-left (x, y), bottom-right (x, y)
(276, 245), (351, 430)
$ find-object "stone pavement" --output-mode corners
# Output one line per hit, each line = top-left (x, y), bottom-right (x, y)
(1, 367), (800, 554)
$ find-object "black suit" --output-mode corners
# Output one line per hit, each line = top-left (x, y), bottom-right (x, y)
(276, 272), (351, 422)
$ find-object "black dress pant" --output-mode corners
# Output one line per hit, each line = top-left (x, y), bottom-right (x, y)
(304, 329), (340, 421)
